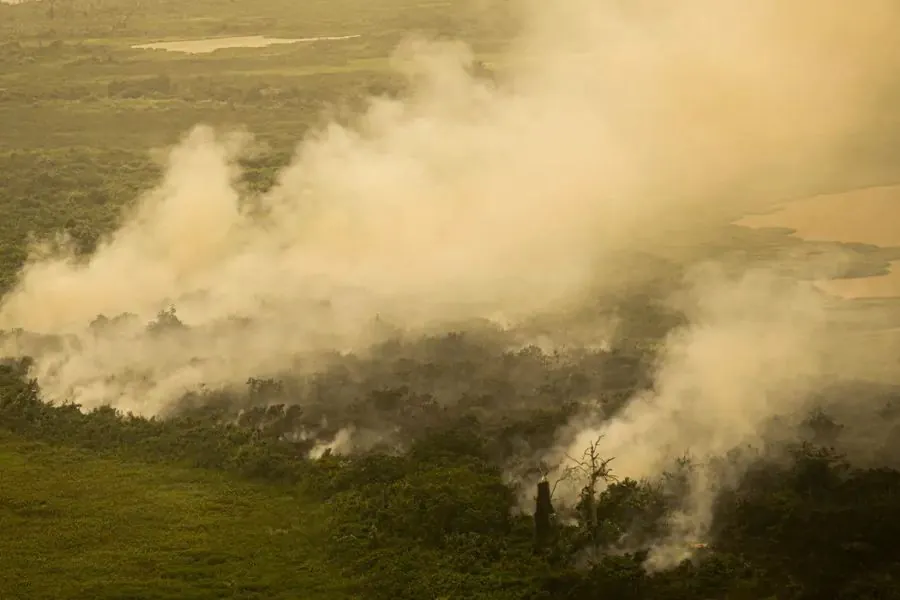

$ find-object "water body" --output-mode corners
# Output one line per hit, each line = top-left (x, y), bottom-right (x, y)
(815, 262), (900, 299)
(132, 35), (360, 54)
(736, 184), (900, 299)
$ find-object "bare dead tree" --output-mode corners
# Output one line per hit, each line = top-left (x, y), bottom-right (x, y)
(534, 475), (555, 549)
(531, 438), (617, 548)
(564, 436), (617, 536)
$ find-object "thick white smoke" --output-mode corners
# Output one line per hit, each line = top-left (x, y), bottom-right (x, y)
(543, 267), (842, 567)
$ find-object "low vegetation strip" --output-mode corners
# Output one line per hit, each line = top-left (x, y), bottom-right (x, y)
(0, 432), (352, 600)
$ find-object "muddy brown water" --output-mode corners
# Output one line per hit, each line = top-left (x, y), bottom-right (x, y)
(736, 184), (900, 299)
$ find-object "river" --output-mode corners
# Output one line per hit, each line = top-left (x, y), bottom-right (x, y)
(736, 184), (900, 299)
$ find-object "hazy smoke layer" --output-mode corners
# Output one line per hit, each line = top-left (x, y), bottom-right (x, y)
(4, 0), (896, 412)
(1, 1), (899, 563)
(562, 270), (825, 475)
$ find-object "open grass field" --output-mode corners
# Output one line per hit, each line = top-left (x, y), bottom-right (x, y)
(0, 432), (352, 600)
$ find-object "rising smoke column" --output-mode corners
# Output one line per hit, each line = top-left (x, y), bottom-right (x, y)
(0, 1), (897, 440)
(542, 267), (838, 567)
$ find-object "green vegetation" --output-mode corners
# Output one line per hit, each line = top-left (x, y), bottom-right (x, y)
(4, 0), (900, 598)
(0, 432), (348, 600)
(5, 354), (900, 599)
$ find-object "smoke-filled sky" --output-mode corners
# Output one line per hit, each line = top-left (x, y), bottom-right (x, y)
(3, 0), (900, 405)
(3, 0), (900, 568)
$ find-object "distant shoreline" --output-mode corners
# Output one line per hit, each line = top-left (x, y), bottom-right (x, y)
(736, 184), (900, 299)
(132, 34), (361, 54)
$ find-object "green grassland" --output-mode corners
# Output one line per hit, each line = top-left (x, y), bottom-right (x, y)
(0, 432), (349, 600)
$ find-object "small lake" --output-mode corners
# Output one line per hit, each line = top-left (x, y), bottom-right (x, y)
(132, 35), (360, 54)
(736, 184), (900, 299)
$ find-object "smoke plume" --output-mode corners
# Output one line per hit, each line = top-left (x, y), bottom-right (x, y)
(2, 0), (900, 565)
(544, 267), (841, 566)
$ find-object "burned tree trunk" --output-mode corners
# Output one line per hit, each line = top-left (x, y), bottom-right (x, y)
(534, 479), (555, 549)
